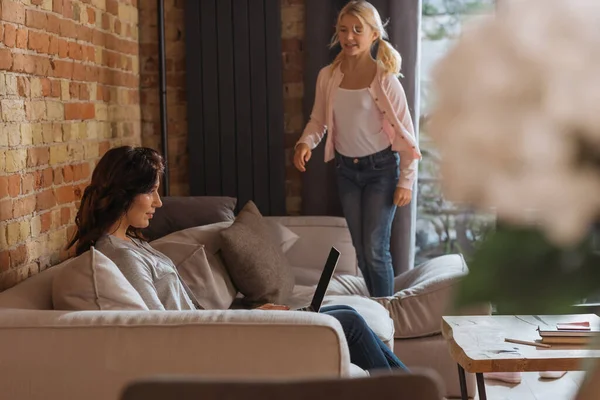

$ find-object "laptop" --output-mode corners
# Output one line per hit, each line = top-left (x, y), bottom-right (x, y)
(295, 246), (340, 312)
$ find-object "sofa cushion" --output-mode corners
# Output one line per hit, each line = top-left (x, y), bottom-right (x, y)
(285, 286), (394, 349)
(150, 240), (237, 310)
(372, 254), (469, 339)
(52, 247), (149, 311)
(219, 201), (295, 306)
(141, 196), (237, 241)
(323, 295), (395, 349)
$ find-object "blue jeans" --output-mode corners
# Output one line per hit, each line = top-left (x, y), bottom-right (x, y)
(321, 305), (407, 371)
(335, 147), (399, 297)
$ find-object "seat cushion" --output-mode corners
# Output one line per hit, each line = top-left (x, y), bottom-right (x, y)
(286, 286), (395, 349)
(372, 254), (469, 339)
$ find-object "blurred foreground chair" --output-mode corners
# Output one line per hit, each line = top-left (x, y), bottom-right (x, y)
(120, 369), (445, 400)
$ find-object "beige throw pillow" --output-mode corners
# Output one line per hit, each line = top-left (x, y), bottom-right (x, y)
(52, 247), (149, 311)
(219, 201), (295, 305)
(150, 240), (237, 310)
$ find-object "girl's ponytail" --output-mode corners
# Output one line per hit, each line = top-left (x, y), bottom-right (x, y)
(376, 37), (402, 76)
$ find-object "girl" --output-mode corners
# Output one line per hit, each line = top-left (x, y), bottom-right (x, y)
(68, 145), (407, 372)
(293, 1), (421, 297)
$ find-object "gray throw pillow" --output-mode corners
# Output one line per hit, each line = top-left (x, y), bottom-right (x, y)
(142, 196), (236, 241)
(219, 201), (295, 306)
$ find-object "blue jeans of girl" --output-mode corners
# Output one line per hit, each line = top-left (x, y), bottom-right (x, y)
(334, 147), (400, 297)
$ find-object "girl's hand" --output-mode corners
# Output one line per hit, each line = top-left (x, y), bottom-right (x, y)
(293, 143), (312, 172)
(256, 303), (290, 311)
(393, 187), (412, 207)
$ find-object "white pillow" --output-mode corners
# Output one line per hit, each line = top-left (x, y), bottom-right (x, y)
(52, 247), (149, 311)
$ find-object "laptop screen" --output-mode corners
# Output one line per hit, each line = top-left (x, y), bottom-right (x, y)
(310, 247), (341, 312)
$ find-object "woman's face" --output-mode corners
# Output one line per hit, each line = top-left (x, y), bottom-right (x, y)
(125, 180), (163, 229)
(337, 14), (377, 57)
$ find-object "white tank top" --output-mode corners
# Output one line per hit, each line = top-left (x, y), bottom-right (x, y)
(332, 87), (390, 157)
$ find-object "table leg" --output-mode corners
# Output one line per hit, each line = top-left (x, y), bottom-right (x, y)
(476, 372), (487, 400)
(457, 364), (468, 400)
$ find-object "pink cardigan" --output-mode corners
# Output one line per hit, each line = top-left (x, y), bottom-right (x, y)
(297, 64), (422, 189)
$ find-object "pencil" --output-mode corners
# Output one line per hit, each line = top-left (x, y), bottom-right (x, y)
(505, 338), (552, 348)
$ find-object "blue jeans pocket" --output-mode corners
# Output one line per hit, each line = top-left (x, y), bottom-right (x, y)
(372, 153), (399, 171)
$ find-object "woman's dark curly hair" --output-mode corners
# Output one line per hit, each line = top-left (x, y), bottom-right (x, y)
(67, 146), (165, 255)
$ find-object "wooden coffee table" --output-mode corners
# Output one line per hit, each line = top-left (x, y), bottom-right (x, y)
(442, 314), (600, 400)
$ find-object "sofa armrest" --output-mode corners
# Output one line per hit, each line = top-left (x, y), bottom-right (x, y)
(373, 254), (491, 339)
(0, 309), (351, 400)
(265, 216), (359, 277)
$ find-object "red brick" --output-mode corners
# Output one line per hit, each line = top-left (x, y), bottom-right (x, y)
(69, 82), (79, 99)
(87, 7), (96, 24)
(40, 212), (52, 233)
(0, 251), (10, 273)
(27, 147), (50, 167)
(29, 31), (51, 54)
(16, 29), (28, 49)
(102, 12), (110, 30)
(81, 103), (95, 119)
(56, 186), (75, 204)
(79, 85), (90, 100)
(36, 190), (57, 211)
(61, 207), (70, 225)
(52, 60), (74, 79)
(51, 80), (61, 97)
(68, 42), (83, 60)
(106, 0), (119, 15)
(77, 26), (93, 43)
(58, 39), (69, 58)
(59, 19), (77, 40)
(8, 175), (21, 198)
(48, 36), (59, 55)
(53, 0), (64, 14)
(10, 245), (27, 269)
(63, 0), (74, 18)
(3, 24), (17, 48)
(35, 168), (54, 190)
(53, 168), (64, 185)
(26, 10), (47, 30)
(73, 63), (86, 81)
(64, 103), (80, 120)
(63, 165), (74, 182)
(0, 177), (9, 199)
(0, 200), (13, 220)
(47, 14), (61, 35)
(2, 1), (26, 25)
(32, 0), (44, 5)
(13, 195), (36, 218)
(0, 48), (14, 70)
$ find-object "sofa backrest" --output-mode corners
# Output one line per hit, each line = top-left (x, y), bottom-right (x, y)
(0, 262), (67, 310)
(266, 216), (358, 277)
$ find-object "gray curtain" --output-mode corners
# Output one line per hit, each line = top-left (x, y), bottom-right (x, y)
(302, 0), (421, 275)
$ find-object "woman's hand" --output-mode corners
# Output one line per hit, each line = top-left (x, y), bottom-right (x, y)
(293, 143), (312, 172)
(393, 187), (412, 207)
(256, 303), (290, 311)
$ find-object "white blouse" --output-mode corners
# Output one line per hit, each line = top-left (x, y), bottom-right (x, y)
(332, 87), (390, 158)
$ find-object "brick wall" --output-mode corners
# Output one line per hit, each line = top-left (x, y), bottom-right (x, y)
(0, 0), (141, 290)
(0, 0), (307, 290)
(138, 0), (306, 213)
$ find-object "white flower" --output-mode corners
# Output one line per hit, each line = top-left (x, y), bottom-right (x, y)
(428, 0), (600, 246)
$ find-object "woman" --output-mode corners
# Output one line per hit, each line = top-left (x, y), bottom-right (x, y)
(293, 1), (421, 297)
(67, 145), (407, 372)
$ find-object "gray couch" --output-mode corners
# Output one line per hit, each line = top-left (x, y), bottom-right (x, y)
(0, 200), (486, 399)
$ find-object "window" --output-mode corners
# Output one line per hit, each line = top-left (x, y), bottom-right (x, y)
(416, 0), (496, 264)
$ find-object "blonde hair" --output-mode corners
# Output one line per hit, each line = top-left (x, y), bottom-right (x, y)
(330, 1), (402, 76)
